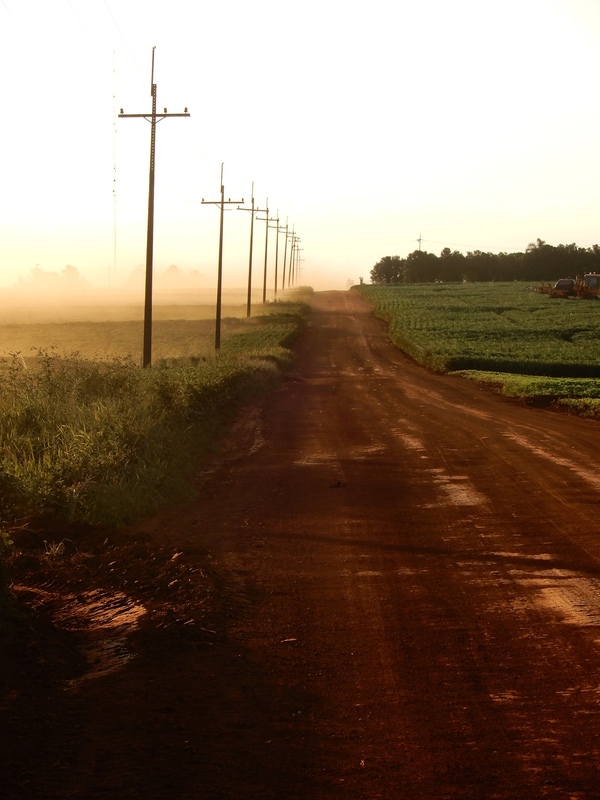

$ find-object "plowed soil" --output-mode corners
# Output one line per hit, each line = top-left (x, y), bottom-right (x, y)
(4, 289), (600, 799)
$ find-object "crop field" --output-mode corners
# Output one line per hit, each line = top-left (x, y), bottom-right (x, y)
(358, 282), (600, 415)
(0, 289), (275, 363)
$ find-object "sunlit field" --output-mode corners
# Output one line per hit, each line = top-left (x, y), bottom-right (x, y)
(0, 288), (280, 363)
(358, 282), (600, 416)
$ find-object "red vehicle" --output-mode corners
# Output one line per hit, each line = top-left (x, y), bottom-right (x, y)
(534, 273), (600, 299)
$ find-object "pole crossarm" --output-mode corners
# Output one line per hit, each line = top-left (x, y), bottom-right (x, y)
(202, 198), (245, 210)
(237, 204), (267, 214)
(119, 112), (190, 121)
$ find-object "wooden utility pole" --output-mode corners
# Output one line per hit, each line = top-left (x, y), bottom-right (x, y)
(268, 211), (286, 299)
(119, 47), (190, 367)
(281, 220), (290, 291)
(256, 201), (277, 303)
(237, 183), (267, 317)
(202, 164), (244, 351)
(290, 234), (301, 287)
(296, 248), (305, 284)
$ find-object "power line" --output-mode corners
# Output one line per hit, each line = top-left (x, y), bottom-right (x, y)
(103, 0), (147, 81)
(66, 0), (114, 74)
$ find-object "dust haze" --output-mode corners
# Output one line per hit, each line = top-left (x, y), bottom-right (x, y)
(0, 263), (306, 361)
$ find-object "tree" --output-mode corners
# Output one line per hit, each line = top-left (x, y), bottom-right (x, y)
(368, 239), (600, 286)
(524, 240), (568, 282)
(61, 264), (90, 290)
(403, 250), (438, 283)
(370, 256), (404, 284)
(438, 248), (465, 282)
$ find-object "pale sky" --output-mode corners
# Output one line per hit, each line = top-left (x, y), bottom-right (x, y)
(1, 0), (600, 292)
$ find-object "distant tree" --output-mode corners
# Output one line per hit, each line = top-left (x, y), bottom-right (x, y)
(494, 252), (524, 281)
(464, 250), (497, 281)
(438, 248), (465, 282)
(157, 264), (184, 287)
(368, 239), (600, 286)
(403, 250), (438, 283)
(28, 266), (60, 287)
(187, 269), (207, 287)
(61, 264), (90, 290)
(522, 239), (584, 281)
(370, 256), (404, 284)
(18, 264), (89, 293)
(124, 266), (145, 287)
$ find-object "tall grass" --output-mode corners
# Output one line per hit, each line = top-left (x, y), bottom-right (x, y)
(0, 305), (306, 530)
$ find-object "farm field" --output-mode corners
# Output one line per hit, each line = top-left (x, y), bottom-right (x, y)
(358, 282), (600, 415)
(0, 288), (278, 363)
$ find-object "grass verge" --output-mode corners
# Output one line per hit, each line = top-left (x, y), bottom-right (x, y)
(454, 370), (600, 418)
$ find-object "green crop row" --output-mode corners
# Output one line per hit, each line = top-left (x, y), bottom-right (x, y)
(358, 283), (600, 414)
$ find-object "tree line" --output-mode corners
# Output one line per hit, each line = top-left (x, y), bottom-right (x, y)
(370, 239), (600, 284)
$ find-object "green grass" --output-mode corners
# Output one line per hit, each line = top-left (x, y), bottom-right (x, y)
(0, 303), (307, 530)
(357, 282), (600, 414)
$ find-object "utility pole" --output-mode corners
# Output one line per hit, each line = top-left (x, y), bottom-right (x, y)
(237, 183), (267, 317)
(283, 224), (297, 290)
(418, 233), (422, 251)
(119, 47), (190, 367)
(112, 50), (117, 289)
(290, 234), (301, 287)
(202, 163), (244, 351)
(281, 219), (290, 291)
(256, 201), (277, 303)
(269, 211), (286, 299)
(289, 235), (295, 287)
(296, 248), (305, 285)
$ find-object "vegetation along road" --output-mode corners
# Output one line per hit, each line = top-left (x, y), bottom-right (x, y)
(5, 288), (600, 798)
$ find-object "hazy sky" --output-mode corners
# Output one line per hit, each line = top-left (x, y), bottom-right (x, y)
(1, 0), (600, 292)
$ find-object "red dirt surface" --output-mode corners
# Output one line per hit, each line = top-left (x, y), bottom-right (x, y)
(3, 289), (600, 799)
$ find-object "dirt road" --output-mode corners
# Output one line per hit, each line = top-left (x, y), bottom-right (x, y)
(5, 289), (600, 799)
